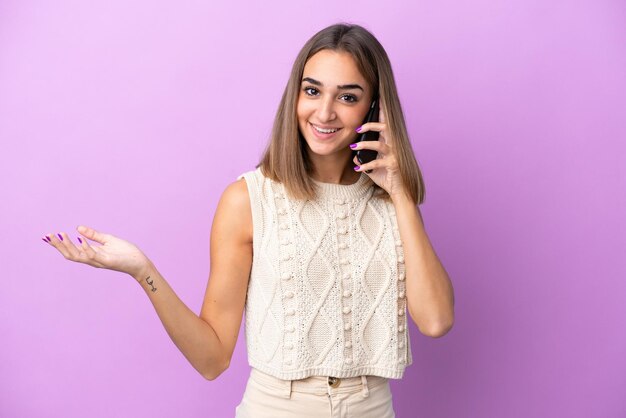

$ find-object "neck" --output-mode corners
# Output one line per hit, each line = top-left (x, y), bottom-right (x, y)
(308, 149), (359, 185)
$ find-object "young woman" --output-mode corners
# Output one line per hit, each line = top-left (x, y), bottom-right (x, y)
(42, 23), (455, 418)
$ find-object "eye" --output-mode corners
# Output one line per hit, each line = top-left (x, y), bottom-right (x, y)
(303, 86), (319, 96)
(302, 86), (358, 103)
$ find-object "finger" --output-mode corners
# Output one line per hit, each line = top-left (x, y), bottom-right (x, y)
(76, 235), (106, 268)
(56, 232), (84, 259)
(352, 155), (375, 174)
(46, 232), (74, 260)
(354, 156), (397, 173)
(77, 225), (110, 245)
(349, 140), (390, 154)
(357, 122), (386, 133)
(354, 159), (382, 173)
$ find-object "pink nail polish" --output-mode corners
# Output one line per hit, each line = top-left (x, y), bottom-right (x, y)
(349, 143), (357, 149)
(354, 165), (360, 171)
(355, 126), (362, 132)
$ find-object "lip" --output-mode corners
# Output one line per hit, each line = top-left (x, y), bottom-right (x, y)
(309, 122), (342, 139)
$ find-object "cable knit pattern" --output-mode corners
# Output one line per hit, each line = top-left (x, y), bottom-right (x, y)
(236, 167), (412, 380)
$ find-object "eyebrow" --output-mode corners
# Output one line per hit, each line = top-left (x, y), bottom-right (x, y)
(301, 77), (364, 92)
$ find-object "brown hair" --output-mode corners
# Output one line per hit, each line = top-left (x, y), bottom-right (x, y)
(258, 23), (425, 204)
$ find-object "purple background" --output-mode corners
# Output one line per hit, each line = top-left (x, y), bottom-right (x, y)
(1, 0), (625, 417)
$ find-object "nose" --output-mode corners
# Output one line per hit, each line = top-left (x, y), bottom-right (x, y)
(316, 96), (337, 122)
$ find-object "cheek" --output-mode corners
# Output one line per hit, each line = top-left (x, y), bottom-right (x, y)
(297, 98), (313, 117)
(296, 98), (306, 119)
(296, 108), (309, 133)
(343, 108), (367, 127)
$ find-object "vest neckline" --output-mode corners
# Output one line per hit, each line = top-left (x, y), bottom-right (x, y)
(310, 172), (373, 200)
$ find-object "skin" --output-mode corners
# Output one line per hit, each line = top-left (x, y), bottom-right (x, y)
(42, 49), (454, 381)
(297, 49), (372, 184)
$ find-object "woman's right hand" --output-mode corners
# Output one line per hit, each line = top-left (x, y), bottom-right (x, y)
(42, 225), (151, 280)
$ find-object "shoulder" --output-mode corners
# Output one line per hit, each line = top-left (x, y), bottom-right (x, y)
(214, 177), (252, 242)
(221, 176), (250, 207)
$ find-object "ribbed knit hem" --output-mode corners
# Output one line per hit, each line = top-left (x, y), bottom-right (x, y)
(248, 359), (408, 381)
(310, 172), (373, 201)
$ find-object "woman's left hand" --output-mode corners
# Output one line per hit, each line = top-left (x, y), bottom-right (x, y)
(351, 98), (407, 199)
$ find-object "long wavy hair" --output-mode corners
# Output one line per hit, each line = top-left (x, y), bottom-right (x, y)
(258, 23), (425, 204)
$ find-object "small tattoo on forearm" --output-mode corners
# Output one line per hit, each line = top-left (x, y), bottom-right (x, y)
(145, 276), (157, 292)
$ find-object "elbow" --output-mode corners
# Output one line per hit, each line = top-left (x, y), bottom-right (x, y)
(202, 370), (223, 381)
(409, 298), (455, 338)
(201, 358), (231, 381)
(421, 317), (454, 338)
(411, 308), (454, 338)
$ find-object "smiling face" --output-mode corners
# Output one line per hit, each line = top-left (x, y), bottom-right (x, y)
(296, 49), (373, 165)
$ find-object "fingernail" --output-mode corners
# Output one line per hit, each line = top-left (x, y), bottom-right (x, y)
(77, 237), (83, 244)
(57, 233), (63, 241)
(355, 126), (362, 132)
(45, 235), (51, 242)
(42, 238), (48, 243)
(354, 165), (360, 171)
(349, 143), (358, 149)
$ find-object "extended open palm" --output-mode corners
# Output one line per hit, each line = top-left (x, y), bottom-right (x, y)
(42, 225), (150, 279)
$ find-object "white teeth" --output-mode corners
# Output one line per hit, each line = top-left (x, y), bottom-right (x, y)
(313, 124), (339, 134)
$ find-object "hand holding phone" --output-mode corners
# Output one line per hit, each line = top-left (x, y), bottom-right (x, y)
(354, 98), (380, 166)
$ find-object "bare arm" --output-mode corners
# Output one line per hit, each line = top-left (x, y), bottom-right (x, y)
(133, 262), (231, 380)
(44, 178), (253, 380)
(392, 194), (455, 338)
(348, 109), (455, 339)
(132, 178), (252, 379)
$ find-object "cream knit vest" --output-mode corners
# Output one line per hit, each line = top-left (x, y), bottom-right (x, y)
(237, 167), (412, 380)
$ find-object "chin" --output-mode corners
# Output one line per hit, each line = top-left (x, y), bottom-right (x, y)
(306, 141), (350, 158)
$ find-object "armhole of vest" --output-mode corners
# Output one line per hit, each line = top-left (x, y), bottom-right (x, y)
(406, 324), (413, 366)
(236, 170), (261, 251)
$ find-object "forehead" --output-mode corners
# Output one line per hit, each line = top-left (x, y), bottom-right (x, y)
(302, 50), (367, 85)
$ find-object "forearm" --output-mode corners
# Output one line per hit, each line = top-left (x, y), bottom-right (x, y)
(392, 193), (455, 337)
(132, 262), (228, 380)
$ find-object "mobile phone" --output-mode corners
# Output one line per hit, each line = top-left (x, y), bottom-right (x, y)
(355, 97), (380, 166)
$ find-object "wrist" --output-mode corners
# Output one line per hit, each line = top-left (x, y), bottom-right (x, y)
(132, 259), (156, 284)
(390, 190), (415, 206)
